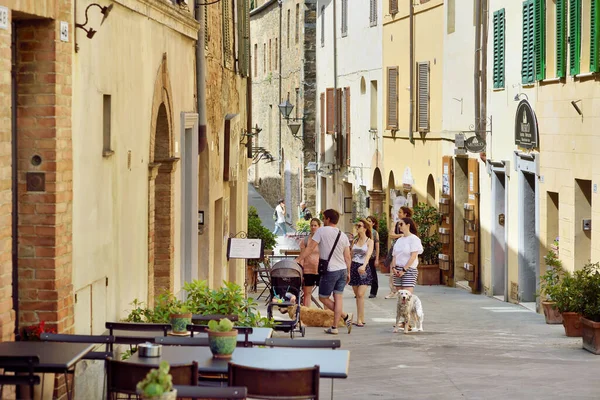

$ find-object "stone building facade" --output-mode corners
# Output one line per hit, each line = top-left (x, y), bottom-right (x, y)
(249, 0), (317, 226)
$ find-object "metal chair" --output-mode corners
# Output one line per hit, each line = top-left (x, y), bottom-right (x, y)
(40, 333), (115, 359)
(228, 362), (319, 400)
(265, 338), (341, 349)
(154, 336), (209, 346)
(0, 355), (40, 399)
(187, 325), (254, 348)
(105, 322), (171, 351)
(106, 357), (198, 400)
(191, 314), (239, 323)
(173, 385), (247, 399)
(256, 262), (272, 302)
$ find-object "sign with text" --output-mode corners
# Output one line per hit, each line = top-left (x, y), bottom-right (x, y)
(227, 238), (264, 260)
(465, 136), (486, 153)
(514, 100), (539, 149)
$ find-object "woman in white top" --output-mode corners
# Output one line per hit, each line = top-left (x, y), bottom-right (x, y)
(348, 219), (374, 327)
(391, 217), (423, 294)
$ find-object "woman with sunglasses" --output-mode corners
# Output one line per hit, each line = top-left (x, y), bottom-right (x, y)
(385, 206), (413, 299)
(348, 219), (374, 327)
(298, 218), (322, 307)
(391, 217), (423, 295)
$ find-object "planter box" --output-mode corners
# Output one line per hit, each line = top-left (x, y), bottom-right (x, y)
(417, 264), (440, 286)
(562, 312), (583, 337)
(581, 317), (600, 355)
(541, 301), (563, 325)
(378, 260), (390, 274)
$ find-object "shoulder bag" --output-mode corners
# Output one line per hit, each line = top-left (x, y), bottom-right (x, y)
(318, 230), (341, 275)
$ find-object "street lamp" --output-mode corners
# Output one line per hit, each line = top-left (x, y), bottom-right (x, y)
(75, 2), (113, 51)
(278, 99), (294, 120)
(287, 122), (302, 137)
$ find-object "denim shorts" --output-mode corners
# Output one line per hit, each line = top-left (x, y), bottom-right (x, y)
(318, 269), (347, 297)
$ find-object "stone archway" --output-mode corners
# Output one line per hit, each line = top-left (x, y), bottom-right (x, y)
(148, 54), (178, 302)
(427, 174), (436, 205)
(369, 167), (384, 215)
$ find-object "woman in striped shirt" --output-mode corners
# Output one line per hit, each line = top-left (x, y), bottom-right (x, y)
(391, 217), (423, 294)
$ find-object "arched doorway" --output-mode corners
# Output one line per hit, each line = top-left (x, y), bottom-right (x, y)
(373, 167), (383, 190)
(148, 55), (177, 303)
(427, 174), (436, 205)
(368, 168), (384, 215)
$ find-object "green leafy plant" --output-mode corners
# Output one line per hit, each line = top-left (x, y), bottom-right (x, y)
(540, 242), (564, 302)
(136, 361), (173, 398)
(248, 206), (277, 263)
(553, 269), (586, 314)
(579, 262), (600, 322)
(207, 318), (235, 332)
(295, 219), (310, 234)
(412, 202), (442, 265)
(375, 213), (389, 258)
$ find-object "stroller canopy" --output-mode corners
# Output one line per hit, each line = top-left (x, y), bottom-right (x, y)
(270, 259), (303, 278)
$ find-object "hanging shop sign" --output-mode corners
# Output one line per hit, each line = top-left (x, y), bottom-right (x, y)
(514, 100), (539, 149)
(464, 136), (486, 153)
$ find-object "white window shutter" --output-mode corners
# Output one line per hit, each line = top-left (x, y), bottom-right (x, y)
(417, 61), (430, 132)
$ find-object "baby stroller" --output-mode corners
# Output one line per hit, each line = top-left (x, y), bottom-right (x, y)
(266, 259), (306, 338)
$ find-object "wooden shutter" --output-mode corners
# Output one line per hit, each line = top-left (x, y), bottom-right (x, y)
(320, 93), (325, 158)
(341, 0), (348, 37)
(591, 0), (600, 72)
(556, 0), (567, 77)
(386, 67), (398, 129)
(569, 0), (581, 75)
(204, 4), (209, 49)
(345, 88), (351, 166)
(417, 62), (430, 132)
(336, 88), (343, 165)
(326, 88), (334, 133)
(370, 0), (377, 27)
(222, 0), (231, 66)
(534, 0), (546, 81)
(493, 9), (506, 88)
(237, 0), (249, 77)
(521, 0), (535, 84)
(390, 0), (398, 15)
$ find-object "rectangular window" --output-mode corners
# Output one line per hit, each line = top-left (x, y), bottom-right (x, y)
(287, 9), (291, 48)
(370, 0), (377, 27)
(569, 0), (581, 75)
(295, 4), (300, 43)
(590, 0), (599, 72)
(268, 39), (272, 71)
(274, 38), (278, 71)
(320, 92), (325, 158)
(557, 0), (567, 77)
(416, 61), (430, 132)
(390, 0), (398, 15)
(447, 0), (455, 34)
(342, 0), (348, 37)
(254, 43), (257, 77)
(386, 67), (398, 130)
(237, 0), (250, 77)
(344, 87), (351, 166)
(321, 6), (325, 47)
(204, 5), (209, 49)
(326, 88), (335, 133)
(263, 43), (266, 73)
(103, 95), (112, 155)
(222, 0), (231, 66)
(535, 0), (546, 81)
(370, 80), (378, 130)
(522, 0), (535, 84)
(493, 9), (506, 88)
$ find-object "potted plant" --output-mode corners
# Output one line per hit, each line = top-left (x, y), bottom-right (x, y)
(136, 361), (177, 400)
(540, 241), (564, 324)
(19, 321), (56, 400)
(578, 262), (600, 354)
(376, 213), (389, 273)
(412, 202), (443, 285)
(207, 318), (238, 359)
(553, 270), (585, 337)
(168, 299), (192, 335)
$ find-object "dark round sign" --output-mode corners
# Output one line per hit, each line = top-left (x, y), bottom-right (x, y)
(465, 136), (486, 153)
(514, 100), (539, 149)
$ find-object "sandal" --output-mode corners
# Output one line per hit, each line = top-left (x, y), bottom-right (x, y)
(354, 322), (365, 327)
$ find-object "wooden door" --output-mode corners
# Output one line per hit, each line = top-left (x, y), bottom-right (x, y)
(464, 158), (480, 293)
(439, 156), (454, 286)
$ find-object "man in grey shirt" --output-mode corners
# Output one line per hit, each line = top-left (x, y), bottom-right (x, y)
(297, 209), (353, 334)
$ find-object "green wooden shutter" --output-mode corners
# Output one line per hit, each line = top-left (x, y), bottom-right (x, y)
(569, 0), (581, 75)
(535, 0), (546, 80)
(522, 0), (535, 84)
(556, 0), (566, 77)
(591, 0), (600, 72)
(493, 9), (506, 88)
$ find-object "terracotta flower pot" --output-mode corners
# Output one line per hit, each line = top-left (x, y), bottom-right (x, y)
(581, 317), (600, 355)
(169, 313), (192, 334)
(417, 264), (440, 286)
(207, 329), (238, 359)
(141, 389), (177, 400)
(561, 312), (583, 337)
(541, 301), (563, 325)
(379, 260), (390, 274)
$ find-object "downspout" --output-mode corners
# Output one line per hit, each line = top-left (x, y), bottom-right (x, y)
(474, 0), (482, 130)
(278, 0), (283, 173)
(195, 1), (207, 153)
(480, 0), (488, 139)
(247, 1), (253, 159)
(332, 0), (337, 193)
(11, 23), (19, 337)
(408, 1), (414, 143)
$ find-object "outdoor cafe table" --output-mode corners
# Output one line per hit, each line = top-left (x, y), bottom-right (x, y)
(110, 327), (273, 346)
(0, 341), (95, 400)
(125, 346), (350, 379)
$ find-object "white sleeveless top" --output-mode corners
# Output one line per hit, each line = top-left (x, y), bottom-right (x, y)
(351, 239), (370, 264)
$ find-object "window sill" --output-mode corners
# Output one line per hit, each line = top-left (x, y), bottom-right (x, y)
(541, 77), (562, 83)
(575, 72), (597, 79)
(522, 83), (535, 88)
(492, 87), (505, 92)
(103, 150), (115, 158)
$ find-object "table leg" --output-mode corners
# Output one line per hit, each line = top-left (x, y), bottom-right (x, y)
(331, 379), (334, 400)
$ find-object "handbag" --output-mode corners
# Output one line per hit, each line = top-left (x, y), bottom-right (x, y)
(318, 230), (341, 275)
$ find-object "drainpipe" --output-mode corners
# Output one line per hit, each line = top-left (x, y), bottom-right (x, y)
(278, 0), (283, 173)
(408, 1), (414, 143)
(195, 2), (207, 153)
(11, 22), (19, 337)
(474, 0), (482, 131)
(332, 0), (337, 193)
(247, 2), (253, 159)
(480, 0), (488, 138)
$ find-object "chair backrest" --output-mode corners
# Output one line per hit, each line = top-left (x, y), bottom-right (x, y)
(154, 336), (209, 346)
(0, 356), (41, 398)
(191, 314), (239, 322)
(265, 338), (341, 349)
(173, 385), (247, 399)
(106, 357), (198, 398)
(40, 333), (115, 360)
(228, 362), (319, 400)
(105, 322), (171, 336)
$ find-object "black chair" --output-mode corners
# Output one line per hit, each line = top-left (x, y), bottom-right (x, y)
(40, 333), (115, 359)
(191, 314), (239, 323)
(256, 262), (272, 302)
(173, 385), (247, 399)
(105, 322), (171, 351)
(0, 355), (40, 399)
(154, 336), (209, 346)
(187, 324), (254, 347)
(265, 338), (341, 349)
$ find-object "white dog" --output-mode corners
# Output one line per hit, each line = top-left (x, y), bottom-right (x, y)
(394, 290), (424, 334)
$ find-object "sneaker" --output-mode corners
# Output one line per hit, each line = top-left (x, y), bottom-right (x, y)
(345, 313), (353, 334)
(384, 292), (397, 299)
(324, 327), (339, 335)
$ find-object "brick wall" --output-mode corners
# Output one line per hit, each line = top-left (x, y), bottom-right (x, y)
(0, 12), (15, 343)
